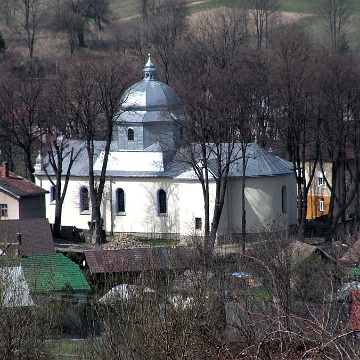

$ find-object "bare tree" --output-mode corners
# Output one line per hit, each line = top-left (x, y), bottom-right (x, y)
(12, 0), (45, 61)
(243, 0), (280, 50)
(314, 0), (353, 53)
(269, 23), (321, 237)
(0, 70), (47, 181)
(59, 53), (133, 244)
(317, 54), (360, 235)
(174, 8), (250, 257)
(146, 0), (188, 85)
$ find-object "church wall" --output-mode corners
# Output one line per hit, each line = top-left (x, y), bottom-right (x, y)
(37, 173), (296, 238)
(37, 175), (182, 237)
(103, 177), (180, 236)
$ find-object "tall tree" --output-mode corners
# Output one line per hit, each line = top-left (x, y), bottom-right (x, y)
(244, 0), (280, 50)
(13, 0), (44, 61)
(314, 0), (353, 53)
(270, 24), (320, 237)
(174, 7), (250, 257)
(60, 53), (132, 244)
(317, 54), (360, 234)
(0, 70), (47, 181)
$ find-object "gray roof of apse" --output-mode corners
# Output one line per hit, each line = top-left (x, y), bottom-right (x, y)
(35, 141), (293, 179)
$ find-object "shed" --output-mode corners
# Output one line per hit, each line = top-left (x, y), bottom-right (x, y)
(83, 246), (189, 274)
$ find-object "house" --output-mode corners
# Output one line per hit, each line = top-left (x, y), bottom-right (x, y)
(0, 218), (55, 255)
(34, 57), (297, 243)
(0, 161), (47, 220)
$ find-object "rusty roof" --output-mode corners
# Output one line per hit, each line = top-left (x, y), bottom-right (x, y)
(83, 246), (189, 274)
(339, 238), (360, 267)
(0, 166), (47, 199)
(0, 219), (55, 255)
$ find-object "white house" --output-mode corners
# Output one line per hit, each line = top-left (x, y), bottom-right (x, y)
(34, 57), (297, 243)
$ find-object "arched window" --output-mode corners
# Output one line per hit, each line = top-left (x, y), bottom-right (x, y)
(116, 188), (125, 213)
(282, 186), (287, 213)
(127, 128), (134, 141)
(80, 187), (89, 212)
(158, 189), (167, 215)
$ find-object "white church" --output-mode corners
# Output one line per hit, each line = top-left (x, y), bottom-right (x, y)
(35, 57), (297, 243)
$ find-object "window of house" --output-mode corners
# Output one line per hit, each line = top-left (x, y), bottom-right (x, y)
(128, 128), (134, 141)
(282, 186), (287, 213)
(0, 204), (8, 217)
(116, 188), (125, 214)
(319, 198), (325, 212)
(80, 187), (89, 212)
(317, 171), (326, 187)
(158, 189), (167, 215)
(50, 185), (56, 203)
(195, 217), (202, 230)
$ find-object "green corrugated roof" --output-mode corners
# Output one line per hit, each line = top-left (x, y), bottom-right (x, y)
(21, 253), (90, 292)
(347, 267), (360, 276)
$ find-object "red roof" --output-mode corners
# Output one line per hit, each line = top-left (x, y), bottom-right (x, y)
(0, 165), (47, 199)
(84, 246), (189, 274)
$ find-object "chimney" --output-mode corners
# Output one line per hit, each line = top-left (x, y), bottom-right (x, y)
(2, 162), (9, 177)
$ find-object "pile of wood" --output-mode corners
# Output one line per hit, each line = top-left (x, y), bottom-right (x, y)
(102, 233), (150, 249)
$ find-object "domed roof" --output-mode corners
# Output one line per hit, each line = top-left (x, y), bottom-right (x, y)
(118, 56), (183, 123)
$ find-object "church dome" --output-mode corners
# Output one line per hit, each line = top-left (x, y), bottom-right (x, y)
(118, 56), (183, 123)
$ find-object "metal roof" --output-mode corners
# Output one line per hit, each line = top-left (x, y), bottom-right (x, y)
(21, 253), (90, 292)
(119, 55), (182, 115)
(84, 246), (190, 274)
(35, 140), (293, 180)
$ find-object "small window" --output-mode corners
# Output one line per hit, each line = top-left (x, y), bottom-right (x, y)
(0, 204), (8, 217)
(319, 198), (325, 212)
(128, 128), (134, 141)
(158, 189), (167, 215)
(50, 185), (56, 203)
(116, 188), (125, 214)
(317, 171), (326, 187)
(80, 187), (89, 212)
(180, 127), (184, 140)
(195, 217), (202, 230)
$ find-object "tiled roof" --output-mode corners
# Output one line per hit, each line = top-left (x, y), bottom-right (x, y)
(0, 219), (55, 255)
(84, 246), (189, 274)
(0, 166), (47, 198)
(21, 253), (90, 292)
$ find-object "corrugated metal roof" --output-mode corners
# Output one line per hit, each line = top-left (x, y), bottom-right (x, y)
(21, 253), (90, 292)
(35, 140), (293, 180)
(84, 246), (189, 274)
